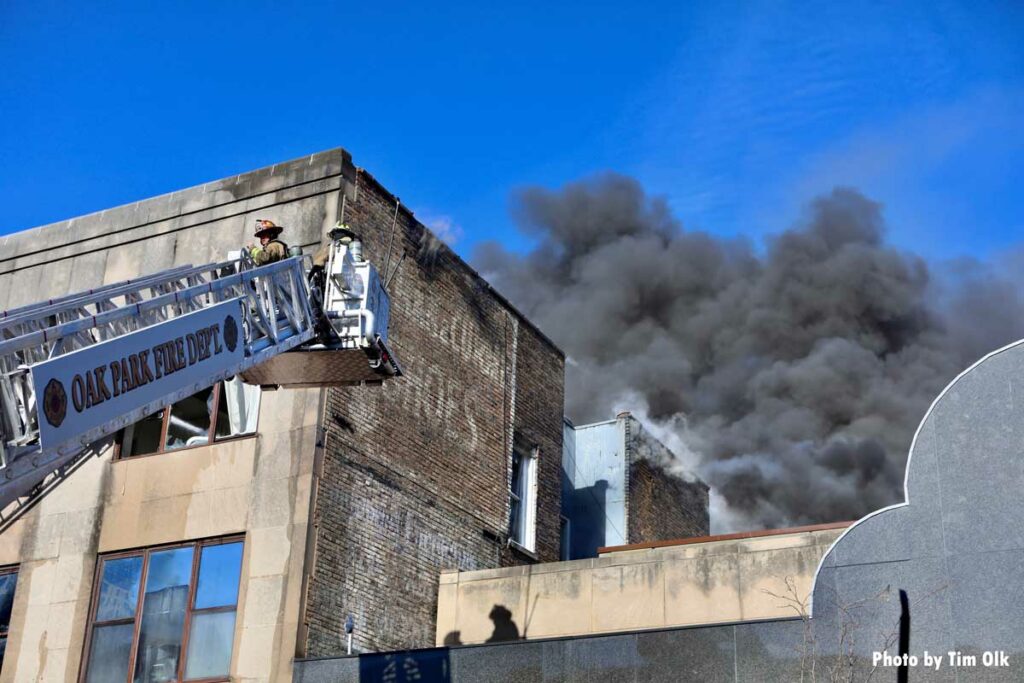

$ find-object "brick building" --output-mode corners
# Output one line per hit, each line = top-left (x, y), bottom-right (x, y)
(0, 148), (564, 681)
(562, 412), (709, 559)
(307, 336), (1024, 683)
(302, 162), (566, 655)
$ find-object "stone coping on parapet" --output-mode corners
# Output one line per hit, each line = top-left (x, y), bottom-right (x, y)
(0, 149), (351, 275)
(597, 520), (854, 555)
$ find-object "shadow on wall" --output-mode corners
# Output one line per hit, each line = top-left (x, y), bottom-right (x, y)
(485, 604), (521, 643)
(442, 603), (524, 648)
(564, 479), (609, 559)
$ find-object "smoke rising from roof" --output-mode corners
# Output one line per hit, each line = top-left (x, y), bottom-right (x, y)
(474, 174), (1024, 532)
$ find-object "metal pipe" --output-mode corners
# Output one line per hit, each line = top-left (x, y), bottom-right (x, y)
(384, 252), (405, 290)
(383, 199), (400, 280)
(167, 414), (207, 437)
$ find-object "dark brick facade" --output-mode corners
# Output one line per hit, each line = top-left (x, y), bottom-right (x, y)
(627, 458), (709, 543)
(623, 415), (710, 544)
(301, 165), (565, 655)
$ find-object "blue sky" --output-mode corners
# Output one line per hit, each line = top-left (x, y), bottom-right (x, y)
(1, 1), (1021, 262)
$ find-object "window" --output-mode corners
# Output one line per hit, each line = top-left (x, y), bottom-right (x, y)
(81, 538), (243, 683)
(118, 378), (260, 458)
(509, 444), (538, 552)
(0, 568), (17, 666)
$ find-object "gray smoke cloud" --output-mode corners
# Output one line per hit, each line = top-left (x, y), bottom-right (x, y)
(474, 174), (1024, 531)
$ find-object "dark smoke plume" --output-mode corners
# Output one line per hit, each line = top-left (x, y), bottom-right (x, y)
(474, 174), (1024, 531)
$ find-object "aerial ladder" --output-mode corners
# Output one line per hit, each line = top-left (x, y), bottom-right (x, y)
(0, 229), (400, 530)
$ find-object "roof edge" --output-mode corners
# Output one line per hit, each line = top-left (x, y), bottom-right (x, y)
(598, 520), (854, 554)
(356, 166), (565, 358)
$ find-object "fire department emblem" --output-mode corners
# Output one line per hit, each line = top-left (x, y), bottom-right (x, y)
(224, 314), (239, 353)
(43, 378), (68, 428)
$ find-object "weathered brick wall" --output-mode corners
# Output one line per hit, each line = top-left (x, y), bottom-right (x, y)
(303, 166), (565, 655)
(304, 449), (506, 654)
(628, 458), (709, 542)
(510, 321), (564, 563)
(624, 417), (709, 543)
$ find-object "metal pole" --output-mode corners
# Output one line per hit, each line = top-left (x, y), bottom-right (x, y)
(383, 199), (400, 280)
(897, 589), (910, 683)
(384, 252), (406, 290)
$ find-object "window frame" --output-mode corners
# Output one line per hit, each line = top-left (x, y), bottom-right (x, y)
(114, 381), (259, 461)
(0, 565), (18, 666)
(509, 444), (538, 553)
(79, 535), (245, 683)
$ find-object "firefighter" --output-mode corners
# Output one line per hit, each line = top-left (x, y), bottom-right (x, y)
(311, 222), (360, 271)
(308, 222), (360, 299)
(247, 219), (289, 265)
(308, 223), (361, 344)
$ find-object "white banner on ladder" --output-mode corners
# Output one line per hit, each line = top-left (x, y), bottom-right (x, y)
(30, 299), (246, 453)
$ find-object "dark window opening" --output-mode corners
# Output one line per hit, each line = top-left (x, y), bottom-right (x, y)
(510, 450), (524, 542)
(117, 379), (260, 459)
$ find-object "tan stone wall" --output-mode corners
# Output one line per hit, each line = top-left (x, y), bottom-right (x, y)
(0, 150), (347, 682)
(435, 526), (846, 645)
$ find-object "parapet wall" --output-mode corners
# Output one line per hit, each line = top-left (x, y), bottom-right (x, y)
(435, 522), (848, 645)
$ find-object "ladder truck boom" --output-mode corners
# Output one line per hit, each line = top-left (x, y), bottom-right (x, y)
(0, 235), (400, 529)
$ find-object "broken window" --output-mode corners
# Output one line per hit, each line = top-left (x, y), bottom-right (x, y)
(0, 568), (17, 666)
(214, 376), (260, 438)
(82, 538), (243, 683)
(118, 378), (260, 458)
(165, 387), (214, 451)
